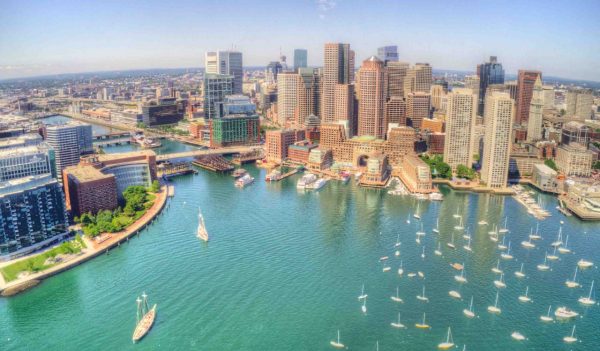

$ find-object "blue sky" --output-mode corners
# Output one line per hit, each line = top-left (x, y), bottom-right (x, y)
(1, 0), (599, 81)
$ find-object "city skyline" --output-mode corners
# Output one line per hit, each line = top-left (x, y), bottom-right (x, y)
(1, 0), (599, 81)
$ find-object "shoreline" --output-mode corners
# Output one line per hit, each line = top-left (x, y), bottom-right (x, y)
(0, 185), (169, 297)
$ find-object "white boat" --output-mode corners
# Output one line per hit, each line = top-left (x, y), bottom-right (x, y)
(407, 273), (416, 278)
(487, 291), (501, 314)
(358, 284), (368, 300)
(453, 208), (461, 219)
(413, 203), (421, 219)
(391, 286), (403, 303)
(565, 267), (580, 288)
(498, 236), (507, 250)
(463, 296), (475, 318)
(547, 246), (559, 261)
(577, 259), (593, 269)
(415, 313), (430, 329)
(578, 280), (596, 305)
(132, 293), (157, 343)
(418, 271), (424, 279)
(454, 217), (464, 231)
(406, 213), (411, 224)
(449, 290), (462, 299)
(563, 325), (578, 344)
(555, 307), (578, 319)
(391, 312), (406, 329)
(515, 263), (526, 278)
(540, 305), (554, 322)
(478, 220), (488, 226)
(558, 235), (571, 254)
(296, 173), (317, 189)
(395, 249), (400, 257)
(394, 233), (401, 248)
(537, 253), (550, 271)
(382, 264), (391, 272)
(416, 223), (426, 236)
(433, 219), (440, 233)
(491, 260), (503, 274)
(499, 217), (509, 233)
(235, 174), (254, 188)
(500, 242), (513, 260)
(196, 209), (209, 242)
(430, 192), (444, 201)
(380, 256), (389, 261)
(306, 177), (328, 190)
(529, 223), (542, 240)
(397, 261), (404, 276)
(330, 330), (345, 348)
(463, 236), (472, 252)
(518, 286), (532, 303)
(416, 286), (429, 302)
(447, 233), (456, 249)
(511, 332), (525, 341)
(488, 225), (497, 235)
(494, 273), (506, 289)
(551, 227), (563, 247)
(361, 297), (367, 314)
(421, 246), (425, 259)
(438, 327), (455, 350)
(265, 169), (282, 181)
(434, 242), (442, 256)
(455, 266), (467, 283)
(521, 236), (535, 249)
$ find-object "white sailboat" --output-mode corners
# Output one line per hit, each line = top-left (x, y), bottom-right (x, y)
(463, 236), (472, 252)
(555, 306), (579, 319)
(540, 305), (553, 322)
(382, 261), (391, 272)
(455, 265), (467, 283)
(558, 235), (571, 254)
(487, 224), (497, 235)
(498, 217), (509, 233)
(449, 290), (462, 299)
(565, 267), (580, 288)
(406, 214), (411, 224)
(361, 297), (367, 314)
(518, 286), (532, 303)
(515, 263), (526, 278)
(416, 223), (426, 236)
(463, 296), (475, 318)
(433, 218), (440, 233)
(437, 327), (455, 350)
(537, 252), (550, 271)
(391, 286), (403, 303)
(391, 312), (406, 329)
(453, 208), (461, 218)
(394, 233), (401, 247)
(563, 325), (578, 344)
(417, 285), (429, 302)
(529, 223), (542, 240)
(435, 242), (442, 256)
(494, 273), (506, 288)
(487, 291), (501, 314)
(491, 260), (503, 274)
(498, 236), (507, 250)
(454, 217), (464, 231)
(577, 259), (593, 269)
(415, 312), (430, 329)
(421, 246), (426, 259)
(551, 227), (563, 247)
(358, 284), (368, 300)
(413, 202), (421, 219)
(196, 209), (209, 242)
(511, 331), (525, 341)
(578, 280), (595, 305)
(500, 242), (513, 260)
(330, 330), (345, 348)
(521, 235), (535, 249)
(447, 233), (456, 249)
(397, 260), (404, 276)
(547, 246), (559, 261)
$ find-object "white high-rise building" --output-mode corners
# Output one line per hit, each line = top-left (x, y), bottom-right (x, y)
(205, 51), (243, 94)
(526, 76), (544, 142)
(443, 88), (477, 170)
(566, 89), (594, 119)
(276, 72), (300, 126)
(542, 85), (555, 109)
(45, 122), (93, 180)
(481, 92), (514, 189)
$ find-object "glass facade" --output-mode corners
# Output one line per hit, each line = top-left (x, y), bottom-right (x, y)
(103, 164), (151, 198)
(142, 98), (184, 126)
(203, 74), (234, 119)
(0, 144), (55, 181)
(293, 49), (308, 70)
(477, 56), (505, 116)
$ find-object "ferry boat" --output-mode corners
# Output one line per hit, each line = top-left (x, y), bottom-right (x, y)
(429, 192), (443, 201)
(232, 168), (247, 178)
(132, 293), (157, 343)
(265, 169), (282, 181)
(132, 132), (161, 148)
(235, 174), (254, 188)
(297, 173), (317, 189)
(307, 178), (328, 190)
(197, 209), (209, 242)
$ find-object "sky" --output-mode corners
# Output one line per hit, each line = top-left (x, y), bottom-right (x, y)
(1, 0), (599, 81)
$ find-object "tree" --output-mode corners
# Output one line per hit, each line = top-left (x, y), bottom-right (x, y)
(593, 161), (600, 170)
(136, 122), (147, 129)
(544, 159), (558, 171)
(456, 164), (476, 180)
(150, 180), (161, 193)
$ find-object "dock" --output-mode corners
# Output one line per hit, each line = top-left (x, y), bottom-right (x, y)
(192, 155), (234, 172)
(157, 161), (197, 179)
(232, 150), (263, 165)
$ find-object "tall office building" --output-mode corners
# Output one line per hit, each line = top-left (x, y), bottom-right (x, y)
(45, 122), (93, 178)
(205, 51), (243, 94)
(404, 63), (432, 97)
(406, 92), (431, 129)
(476, 56), (505, 116)
(385, 96), (407, 126)
(203, 74), (234, 119)
(334, 84), (355, 137)
(516, 70), (542, 126)
(293, 49), (308, 71)
(386, 61), (409, 98)
(277, 72), (300, 126)
(265, 61), (284, 83)
(0, 144), (56, 181)
(377, 46), (398, 63)
(566, 89), (594, 119)
(443, 88), (478, 170)
(322, 43), (354, 123)
(297, 68), (321, 126)
(430, 84), (447, 111)
(357, 56), (387, 139)
(542, 86), (555, 109)
(276, 69), (321, 127)
(464, 75), (480, 114)
(481, 92), (514, 188)
(526, 76), (544, 142)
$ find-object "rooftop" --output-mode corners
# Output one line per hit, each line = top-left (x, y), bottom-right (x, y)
(95, 149), (155, 162)
(64, 165), (113, 182)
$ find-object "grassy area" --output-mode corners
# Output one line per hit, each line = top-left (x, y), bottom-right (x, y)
(0, 237), (85, 282)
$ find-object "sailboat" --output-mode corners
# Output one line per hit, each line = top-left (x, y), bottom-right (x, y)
(491, 260), (503, 274)
(449, 290), (462, 299)
(498, 217), (509, 233)
(196, 209), (209, 242)
(487, 291), (501, 314)
(413, 202), (421, 219)
(415, 313), (431, 329)
(577, 259), (593, 269)
(435, 242), (442, 256)
(478, 219), (488, 226)
(488, 224), (497, 235)
(361, 297), (367, 314)
(551, 227), (563, 247)
(391, 286), (403, 303)
(397, 260), (404, 276)
(455, 265), (467, 283)
(453, 208), (461, 218)
(529, 223), (541, 240)
(555, 306), (579, 319)
(463, 236), (472, 252)
(132, 293), (157, 343)
(391, 312), (406, 329)
(417, 285), (429, 302)
(558, 235), (571, 254)
(454, 217), (464, 231)
(515, 263), (526, 278)
(421, 246), (426, 259)
(463, 296), (475, 318)
(537, 252), (550, 271)
(447, 233), (456, 249)
(540, 305), (554, 322)
(358, 284), (368, 300)
(406, 214), (411, 224)
(330, 330), (345, 348)
(498, 236), (507, 250)
(511, 331), (525, 341)
(433, 218), (440, 233)
(437, 327), (455, 350)
(416, 223), (426, 236)
(518, 286), (532, 303)
(500, 242), (513, 260)
(547, 246), (559, 261)
(565, 267), (580, 288)
(563, 325), (578, 344)
(578, 280), (595, 305)
(521, 235), (535, 249)
(494, 273), (506, 288)
(395, 233), (401, 247)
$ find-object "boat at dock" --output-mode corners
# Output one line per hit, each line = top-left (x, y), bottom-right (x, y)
(297, 173), (317, 189)
(232, 168), (247, 178)
(265, 169), (282, 181)
(132, 132), (161, 149)
(132, 293), (157, 343)
(235, 174), (254, 188)
(306, 178), (328, 190)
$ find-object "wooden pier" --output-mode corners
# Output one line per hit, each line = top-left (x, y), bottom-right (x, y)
(232, 150), (263, 165)
(192, 155), (234, 172)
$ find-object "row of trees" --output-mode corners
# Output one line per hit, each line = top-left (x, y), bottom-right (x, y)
(420, 155), (478, 180)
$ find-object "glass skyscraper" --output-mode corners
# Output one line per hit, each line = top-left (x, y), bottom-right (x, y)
(293, 49), (308, 71)
(203, 74), (234, 119)
(476, 56), (505, 116)
(377, 46), (398, 63)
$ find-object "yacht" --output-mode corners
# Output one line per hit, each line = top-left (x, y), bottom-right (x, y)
(478, 220), (488, 226)
(437, 327), (455, 350)
(494, 273), (506, 289)
(491, 260), (503, 274)
(330, 330), (345, 349)
(558, 235), (571, 254)
(306, 177), (328, 190)
(358, 284), (368, 300)
(132, 293), (157, 343)
(447, 233), (456, 249)
(500, 242), (513, 260)
(498, 236), (507, 250)
(578, 280), (596, 305)
(391, 286), (403, 303)
(551, 227), (563, 247)
(421, 246), (425, 259)
(554, 307), (579, 319)
(449, 290), (462, 299)
(521, 236), (535, 249)
(577, 259), (593, 269)
(406, 214), (411, 224)
(361, 297), (367, 314)
(518, 286), (532, 303)
(391, 313), (406, 329)
(498, 217), (509, 233)
(453, 208), (461, 219)
(418, 271), (425, 279)
(416, 223), (426, 236)
(235, 174), (254, 188)
(487, 291), (501, 314)
(433, 219), (440, 233)
(265, 169), (281, 181)
(540, 305), (554, 322)
(415, 313), (430, 329)
(434, 242), (442, 256)
(514, 263), (526, 279)
(463, 236), (472, 252)
(196, 209), (209, 242)
(563, 325), (578, 344)
(232, 168), (247, 178)
(296, 173), (317, 189)
(394, 233), (401, 248)
(454, 217), (464, 231)
(529, 223), (542, 240)
(547, 246), (559, 261)
(511, 332), (525, 341)
(454, 266), (467, 283)
(413, 203), (421, 219)
(565, 267), (580, 288)
(397, 261), (404, 276)
(463, 296), (475, 318)
(416, 286), (429, 302)
(537, 253), (550, 271)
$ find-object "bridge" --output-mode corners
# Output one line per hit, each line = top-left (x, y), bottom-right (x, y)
(156, 146), (263, 161)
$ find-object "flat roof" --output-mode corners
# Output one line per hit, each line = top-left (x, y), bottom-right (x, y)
(96, 149), (155, 162)
(64, 165), (113, 182)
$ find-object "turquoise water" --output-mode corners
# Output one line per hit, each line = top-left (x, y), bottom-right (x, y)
(1, 162), (598, 350)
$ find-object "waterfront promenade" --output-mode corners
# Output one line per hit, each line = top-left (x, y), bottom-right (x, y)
(0, 186), (168, 297)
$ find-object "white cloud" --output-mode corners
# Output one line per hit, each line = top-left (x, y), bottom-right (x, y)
(316, 0), (337, 19)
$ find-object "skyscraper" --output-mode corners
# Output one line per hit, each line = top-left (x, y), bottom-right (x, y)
(476, 56), (505, 116)
(277, 72), (300, 126)
(566, 89), (594, 119)
(45, 122), (93, 178)
(404, 63), (432, 97)
(516, 69), (542, 126)
(205, 51), (243, 94)
(385, 61), (409, 98)
(322, 43), (354, 123)
(406, 92), (431, 129)
(293, 49), (308, 71)
(526, 76), (544, 142)
(481, 92), (514, 189)
(276, 68), (321, 127)
(443, 88), (478, 170)
(377, 46), (398, 63)
(203, 74), (234, 119)
(357, 56), (387, 139)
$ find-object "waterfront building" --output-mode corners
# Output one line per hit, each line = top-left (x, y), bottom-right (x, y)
(481, 92), (514, 189)
(276, 72), (300, 126)
(322, 43), (354, 123)
(399, 155), (433, 193)
(141, 98), (184, 126)
(209, 115), (260, 148)
(476, 56), (505, 116)
(307, 148), (333, 171)
(561, 121), (590, 146)
(385, 61), (409, 98)
(264, 129), (305, 163)
(509, 147), (544, 178)
(516, 70), (542, 127)
(566, 89), (594, 119)
(526, 76), (544, 142)
(406, 92), (431, 129)
(531, 164), (559, 193)
(205, 51), (243, 94)
(0, 144), (56, 181)
(288, 141), (317, 164)
(0, 174), (69, 260)
(385, 96), (407, 126)
(0, 134), (42, 150)
(45, 122), (93, 178)
(203, 74), (234, 119)
(63, 165), (118, 217)
(277, 69), (321, 127)
(293, 49), (308, 71)
(556, 143), (594, 177)
(357, 56), (388, 139)
(358, 153), (390, 187)
(443, 88), (478, 171)
(377, 46), (398, 63)
(334, 84), (356, 137)
(564, 182), (600, 220)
